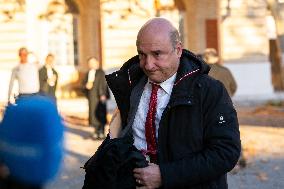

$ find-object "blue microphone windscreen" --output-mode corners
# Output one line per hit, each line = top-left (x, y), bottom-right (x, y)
(0, 95), (64, 185)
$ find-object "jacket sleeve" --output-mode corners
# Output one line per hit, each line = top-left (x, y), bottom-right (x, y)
(38, 67), (46, 92)
(159, 79), (241, 188)
(53, 69), (58, 89)
(98, 70), (108, 97)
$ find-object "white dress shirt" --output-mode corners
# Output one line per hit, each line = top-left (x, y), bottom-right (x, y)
(132, 73), (177, 151)
(87, 69), (96, 83)
(46, 65), (56, 86)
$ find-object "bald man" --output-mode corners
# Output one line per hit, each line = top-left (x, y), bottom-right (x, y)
(105, 18), (241, 188)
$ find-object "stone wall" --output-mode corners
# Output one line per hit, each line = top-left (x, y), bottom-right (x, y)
(221, 0), (269, 62)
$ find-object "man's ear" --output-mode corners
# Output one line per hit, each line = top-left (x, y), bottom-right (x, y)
(175, 42), (183, 58)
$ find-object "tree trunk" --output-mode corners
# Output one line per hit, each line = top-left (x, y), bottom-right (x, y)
(269, 39), (284, 91)
(267, 0), (284, 91)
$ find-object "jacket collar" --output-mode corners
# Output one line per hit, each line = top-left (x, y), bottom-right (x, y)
(166, 49), (209, 107)
(175, 49), (209, 84)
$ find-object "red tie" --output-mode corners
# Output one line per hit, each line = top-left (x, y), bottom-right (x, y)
(144, 83), (160, 163)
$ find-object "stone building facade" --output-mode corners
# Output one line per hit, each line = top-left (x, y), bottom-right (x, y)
(0, 0), (282, 101)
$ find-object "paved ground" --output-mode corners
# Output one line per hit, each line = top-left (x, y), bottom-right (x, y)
(45, 123), (100, 189)
(228, 125), (284, 189)
(42, 98), (284, 189)
(1, 98), (284, 189)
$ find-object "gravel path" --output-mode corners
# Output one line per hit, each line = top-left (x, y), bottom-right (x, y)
(228, 126), (284, 189)
(45, 123), (101, 189)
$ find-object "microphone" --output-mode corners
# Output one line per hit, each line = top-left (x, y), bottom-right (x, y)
(0, 95), (64, 186)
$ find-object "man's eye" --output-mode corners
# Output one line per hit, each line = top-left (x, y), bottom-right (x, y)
(138, 53), (145, 59)
(153, 52), (160, 57)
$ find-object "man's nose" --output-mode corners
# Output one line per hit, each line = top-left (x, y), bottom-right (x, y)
(145, 55), (155, 70)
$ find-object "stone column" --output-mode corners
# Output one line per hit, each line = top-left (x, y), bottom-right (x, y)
(77, 0), (102, 71)
(180, 0), (220, 55)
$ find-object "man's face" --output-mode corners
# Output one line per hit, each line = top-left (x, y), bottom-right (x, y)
(46, 55), (54, 66)
(137, 32), (182, 83)
(88, 58), (99, 69)
(19, 49), (28, 64)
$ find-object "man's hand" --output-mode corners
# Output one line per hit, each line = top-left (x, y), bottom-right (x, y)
(86, 82), (93, 90)
(134, 163), (162, 189)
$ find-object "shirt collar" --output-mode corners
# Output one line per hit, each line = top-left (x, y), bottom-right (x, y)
(148, 73), (177, 95)
(45, 64), (52, 69)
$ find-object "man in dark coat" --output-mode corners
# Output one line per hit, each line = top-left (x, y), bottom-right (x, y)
(83, 57), (108, 139)
(39, 54), (58, 99)
(203, 48), (237, 97)
(105, 18), (241, 189)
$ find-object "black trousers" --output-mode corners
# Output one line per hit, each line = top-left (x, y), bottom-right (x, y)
(95, 101), (107, 135)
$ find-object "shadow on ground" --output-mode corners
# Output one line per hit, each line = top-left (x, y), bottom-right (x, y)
(236, 104), (284, 127)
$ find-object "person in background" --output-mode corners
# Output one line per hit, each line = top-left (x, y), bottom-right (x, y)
(105, 18), (241, 188)
(83, 57), (108, 140)
(7, 47), (40, 104)
(39, 54), (58, 100)
(203, 48), (246, 169)
(203, 48), (237, 97)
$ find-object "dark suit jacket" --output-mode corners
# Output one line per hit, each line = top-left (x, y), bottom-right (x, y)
(83, 69), (108, 126)
(39, 66), (58, 98)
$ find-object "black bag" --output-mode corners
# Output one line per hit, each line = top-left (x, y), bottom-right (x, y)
(82, 135), (148, 189)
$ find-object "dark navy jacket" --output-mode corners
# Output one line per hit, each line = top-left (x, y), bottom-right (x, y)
(105, 49), (241, 189)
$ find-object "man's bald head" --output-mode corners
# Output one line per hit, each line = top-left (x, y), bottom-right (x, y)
(136, 18), (181, 48)
(135, 18), (182, 83)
